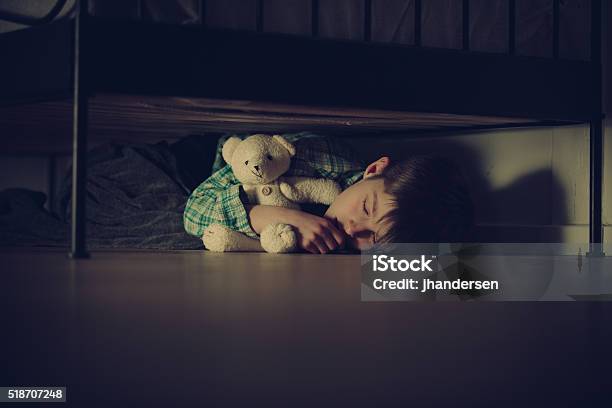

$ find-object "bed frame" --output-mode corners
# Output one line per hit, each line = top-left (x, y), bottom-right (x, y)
(0, 0), (605, 258)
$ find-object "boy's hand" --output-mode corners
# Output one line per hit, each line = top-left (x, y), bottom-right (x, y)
(285, 210), (346, 254)
(247, 205), (346, 254)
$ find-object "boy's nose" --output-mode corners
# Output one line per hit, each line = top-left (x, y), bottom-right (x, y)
(254, 165), (260, 171)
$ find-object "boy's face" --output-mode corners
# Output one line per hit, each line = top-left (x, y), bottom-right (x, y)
(324, 157), (395, 250)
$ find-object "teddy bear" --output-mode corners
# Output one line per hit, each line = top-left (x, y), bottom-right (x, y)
(202, 134), (342, 253)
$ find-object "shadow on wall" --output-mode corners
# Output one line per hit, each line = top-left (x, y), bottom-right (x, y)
(348, 133), (567, 243)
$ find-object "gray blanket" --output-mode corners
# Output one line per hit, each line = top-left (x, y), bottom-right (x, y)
(0, 135), (221, 249)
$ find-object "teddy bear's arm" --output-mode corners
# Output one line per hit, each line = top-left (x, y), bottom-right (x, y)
(279, 177), (342, 205)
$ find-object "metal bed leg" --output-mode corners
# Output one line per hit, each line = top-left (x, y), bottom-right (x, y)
(587, 0), (604, 257)
(70, 0), (89, 259)
(588, 118), (605, 257)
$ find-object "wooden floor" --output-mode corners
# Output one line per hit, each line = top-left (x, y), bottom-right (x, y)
(2, 250), (612, 406)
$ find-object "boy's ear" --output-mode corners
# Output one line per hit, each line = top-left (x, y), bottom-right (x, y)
(364, 156), (390, 179)
(272, 135), (296, 157)
(222, 137), (242, 164)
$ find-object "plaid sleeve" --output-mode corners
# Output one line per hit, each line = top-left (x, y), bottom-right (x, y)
(285, 133), (365, 189)
(183, 165), (258, 239)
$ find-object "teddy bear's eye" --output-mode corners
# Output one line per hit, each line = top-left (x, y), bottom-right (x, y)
(244, 160), (249, 165)
(266, 154), (273, 161)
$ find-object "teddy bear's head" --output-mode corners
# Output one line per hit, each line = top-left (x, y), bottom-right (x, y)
(222, 134), (296, 184)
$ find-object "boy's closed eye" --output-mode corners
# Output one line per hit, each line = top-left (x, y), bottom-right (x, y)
(364, 192), (377, 217)
(324, 176), (393, 250)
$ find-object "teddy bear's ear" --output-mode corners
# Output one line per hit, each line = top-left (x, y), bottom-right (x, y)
(222, 137), (242, 164)
(272, 135), (296, 157)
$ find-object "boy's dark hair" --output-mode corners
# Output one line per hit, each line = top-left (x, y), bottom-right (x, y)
(374, 155), (474, 243)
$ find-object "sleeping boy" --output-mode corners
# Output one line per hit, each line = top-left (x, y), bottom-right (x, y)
(184, 132), (473, 253)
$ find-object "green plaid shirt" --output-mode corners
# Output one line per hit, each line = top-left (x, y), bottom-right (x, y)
(183, 132), (365, 238)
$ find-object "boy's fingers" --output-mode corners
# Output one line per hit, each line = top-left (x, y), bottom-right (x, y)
(303, 243), (318, 254)
(308, 245), (320, 254)
(321, 230), (339, 251)
(304, 238), (325, 254)
(313, 237), (330, 254)
(326, 223), (345, 247)
(332, 229), (346, 248)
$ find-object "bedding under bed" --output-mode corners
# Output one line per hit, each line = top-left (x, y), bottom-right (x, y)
(0, 135), (222, 249)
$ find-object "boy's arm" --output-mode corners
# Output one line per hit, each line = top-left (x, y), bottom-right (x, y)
(247, 204), (346, 254)
(183, 165), (258, 239)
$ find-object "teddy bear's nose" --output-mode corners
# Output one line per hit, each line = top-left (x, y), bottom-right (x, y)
(254, 165), (260, 171)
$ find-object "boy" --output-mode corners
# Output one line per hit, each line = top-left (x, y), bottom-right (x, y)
(184, 133), (473, 253)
